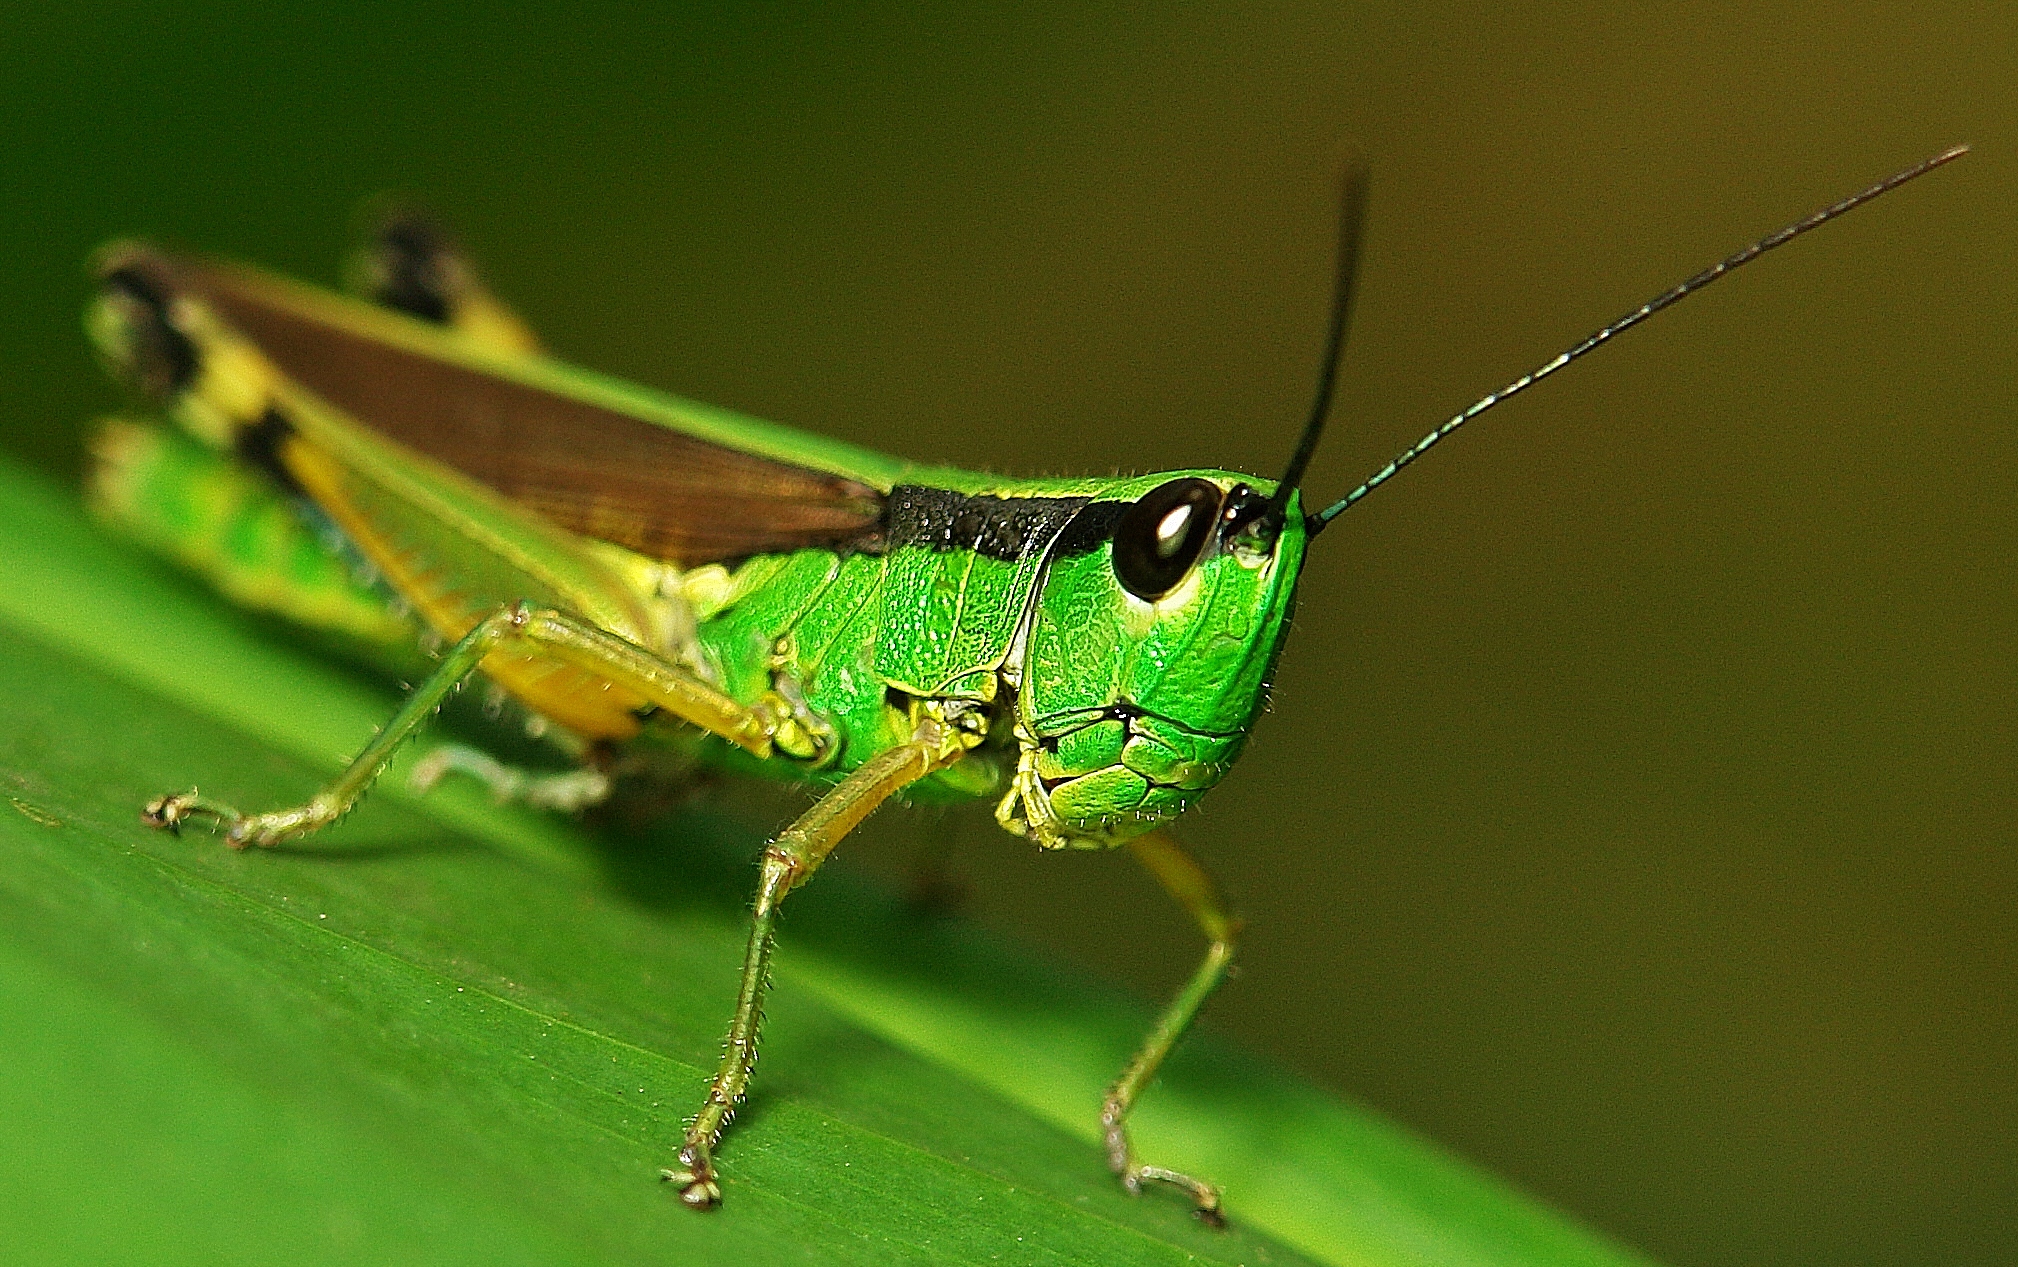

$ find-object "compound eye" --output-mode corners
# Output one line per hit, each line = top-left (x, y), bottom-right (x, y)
(1111, 477), (1223, 600)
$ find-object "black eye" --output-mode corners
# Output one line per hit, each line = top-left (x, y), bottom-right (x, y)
(1111, 478), (1223, 600)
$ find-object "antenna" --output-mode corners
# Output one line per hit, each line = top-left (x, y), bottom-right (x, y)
(1307, 143), (1968, 533)
(1265, 156), (1371, 528)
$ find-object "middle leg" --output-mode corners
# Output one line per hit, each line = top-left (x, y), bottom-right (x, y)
(662, 716), (975, 1209)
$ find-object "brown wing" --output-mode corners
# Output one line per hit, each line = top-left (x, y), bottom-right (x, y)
(144, 250), (888, 567)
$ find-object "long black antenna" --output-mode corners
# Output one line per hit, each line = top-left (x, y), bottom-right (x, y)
(1265, 157), (1372, 525)
(1307, 143), (1968, 533)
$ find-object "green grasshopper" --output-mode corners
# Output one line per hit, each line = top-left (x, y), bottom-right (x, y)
(83, 146), (1963, 1221)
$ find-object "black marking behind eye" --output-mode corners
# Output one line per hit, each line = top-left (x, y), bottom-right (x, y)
(884, 487), (1089, 561)
(1053, 500), (1129, 558)
(100, 265), (199, 398)
(1111, 478), (1222, 600)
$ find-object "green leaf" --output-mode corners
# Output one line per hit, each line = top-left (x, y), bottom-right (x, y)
(0, 455), (1654, 1267)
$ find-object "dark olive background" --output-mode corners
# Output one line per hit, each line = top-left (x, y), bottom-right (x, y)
(2, 6), (2011, 1266)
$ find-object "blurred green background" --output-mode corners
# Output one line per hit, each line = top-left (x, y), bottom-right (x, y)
(1, 4), (2010, 1265)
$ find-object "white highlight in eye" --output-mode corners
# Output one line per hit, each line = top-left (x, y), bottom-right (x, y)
(1154, 505), (1191, 557)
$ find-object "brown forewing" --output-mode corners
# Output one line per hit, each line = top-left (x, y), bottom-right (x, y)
(175, 255), (887, 566)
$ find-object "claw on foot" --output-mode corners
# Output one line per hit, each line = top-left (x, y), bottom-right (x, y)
(141, 791), (190, 834)
(1188, 1187), (1226, 1229)
(659, 1146), (721, 1210)
(142, 789), (256, 847)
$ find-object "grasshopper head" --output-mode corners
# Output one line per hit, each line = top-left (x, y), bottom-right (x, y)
(992, 165), (1355, 848)
(999, 472), (1307, 849)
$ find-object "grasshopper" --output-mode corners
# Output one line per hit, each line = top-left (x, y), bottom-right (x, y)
(83, 146), (1963, 1221)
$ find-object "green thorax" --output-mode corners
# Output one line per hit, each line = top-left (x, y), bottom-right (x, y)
(684, 471), (1308, 850)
